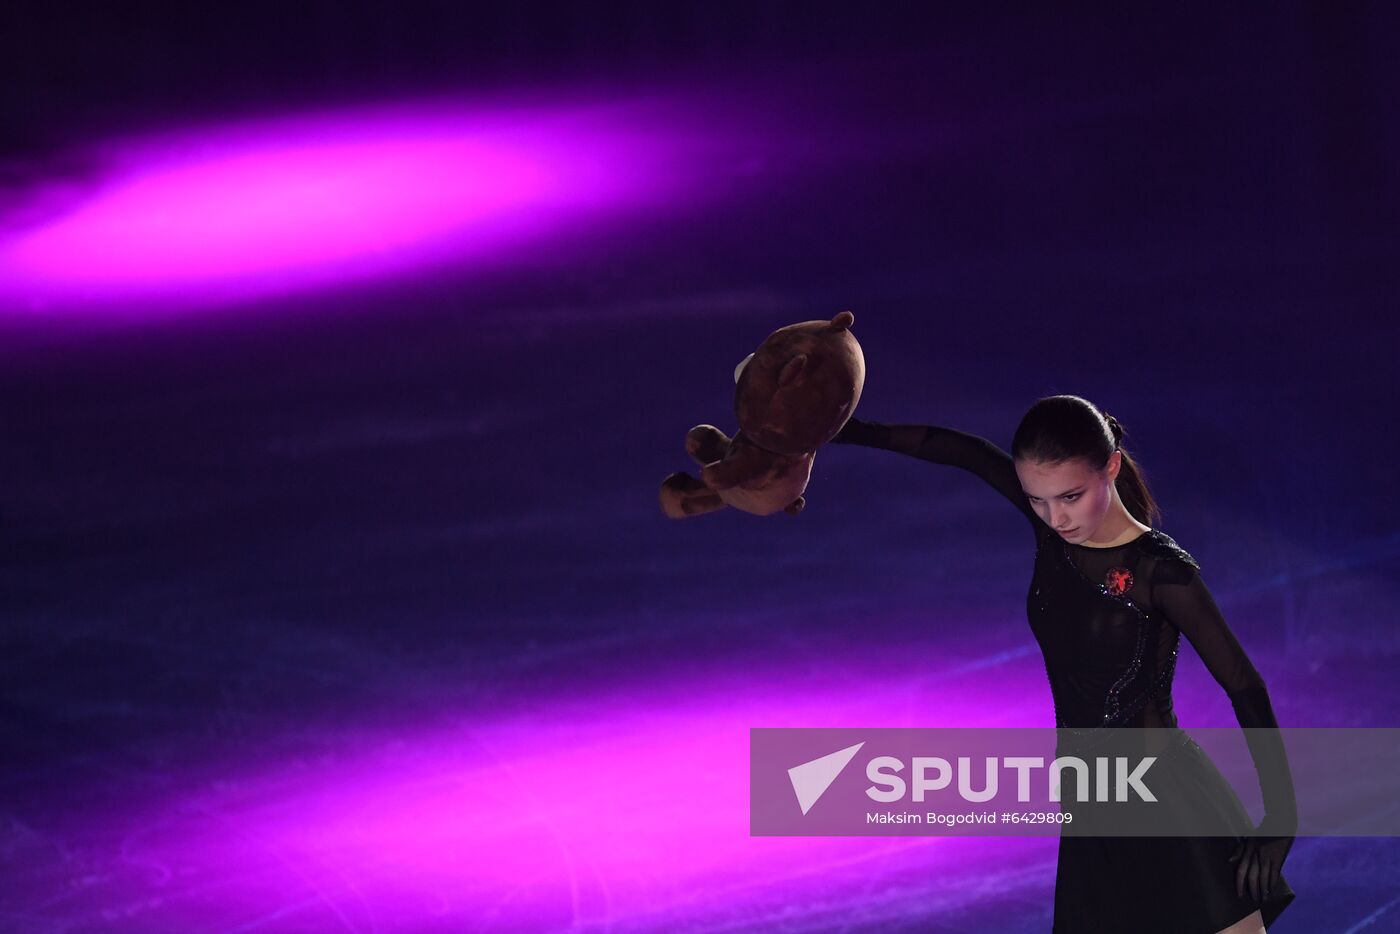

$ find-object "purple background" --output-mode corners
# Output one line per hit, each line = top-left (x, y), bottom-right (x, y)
(2, 4), (1397, 932)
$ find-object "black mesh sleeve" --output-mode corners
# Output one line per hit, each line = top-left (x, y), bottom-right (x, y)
(1154, 563), (1298, 835)
(831, 416), (1038, 528)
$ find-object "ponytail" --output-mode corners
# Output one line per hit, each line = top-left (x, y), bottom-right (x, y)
(1115, 447), (1161, 527)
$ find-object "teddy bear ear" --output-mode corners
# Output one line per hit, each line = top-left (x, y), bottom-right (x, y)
(831, 310), (854, 330)
(777, 353), (808, 388)
(734, 352), (755, 384)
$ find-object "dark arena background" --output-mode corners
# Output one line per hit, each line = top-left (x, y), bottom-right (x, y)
(2, 3), (1397, 932)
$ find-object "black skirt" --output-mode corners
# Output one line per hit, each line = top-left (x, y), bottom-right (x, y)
(1052, 730), (1296, 933)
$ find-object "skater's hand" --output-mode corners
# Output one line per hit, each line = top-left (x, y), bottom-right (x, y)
(829, 416), (871, 445)
(1228, 830), (1293, 902)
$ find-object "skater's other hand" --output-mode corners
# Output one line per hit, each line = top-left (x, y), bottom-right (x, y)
(1228, 831), (1293, 902)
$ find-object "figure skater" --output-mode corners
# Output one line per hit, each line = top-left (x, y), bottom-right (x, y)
(832, 395), (1296, 933)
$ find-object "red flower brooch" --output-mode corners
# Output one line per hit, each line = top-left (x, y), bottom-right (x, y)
(1104, 567), (1134, 597)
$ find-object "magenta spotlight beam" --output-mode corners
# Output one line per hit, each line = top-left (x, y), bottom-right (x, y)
(5, 639), (1057, 932)
(0, 97), (709, 318)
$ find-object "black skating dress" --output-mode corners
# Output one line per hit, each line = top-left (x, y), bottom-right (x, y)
(833, 417), (1297, 933)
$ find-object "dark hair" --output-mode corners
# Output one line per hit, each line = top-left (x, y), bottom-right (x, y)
(1010, 395), (1161, 526)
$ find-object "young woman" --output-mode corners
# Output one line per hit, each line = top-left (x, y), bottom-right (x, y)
(832, 395), (1297, 934)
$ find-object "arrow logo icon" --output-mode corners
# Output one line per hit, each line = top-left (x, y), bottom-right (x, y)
(788, 742), (865, 815)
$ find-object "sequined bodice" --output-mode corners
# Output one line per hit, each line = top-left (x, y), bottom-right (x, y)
(1027, 527), (1192, 731)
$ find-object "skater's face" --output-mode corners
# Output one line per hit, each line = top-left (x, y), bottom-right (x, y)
(1015, 452), (1121, 543)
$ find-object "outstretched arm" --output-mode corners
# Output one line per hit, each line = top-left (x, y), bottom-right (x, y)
(1154, 563), (1297, 901)
(831, 415), (1038, 528)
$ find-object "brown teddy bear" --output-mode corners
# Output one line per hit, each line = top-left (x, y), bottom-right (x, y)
(659, 311), (864, 518)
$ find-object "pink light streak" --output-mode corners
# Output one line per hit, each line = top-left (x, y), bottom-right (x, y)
(28, 639), (1055, 932)
(0, 98), (694, 317)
